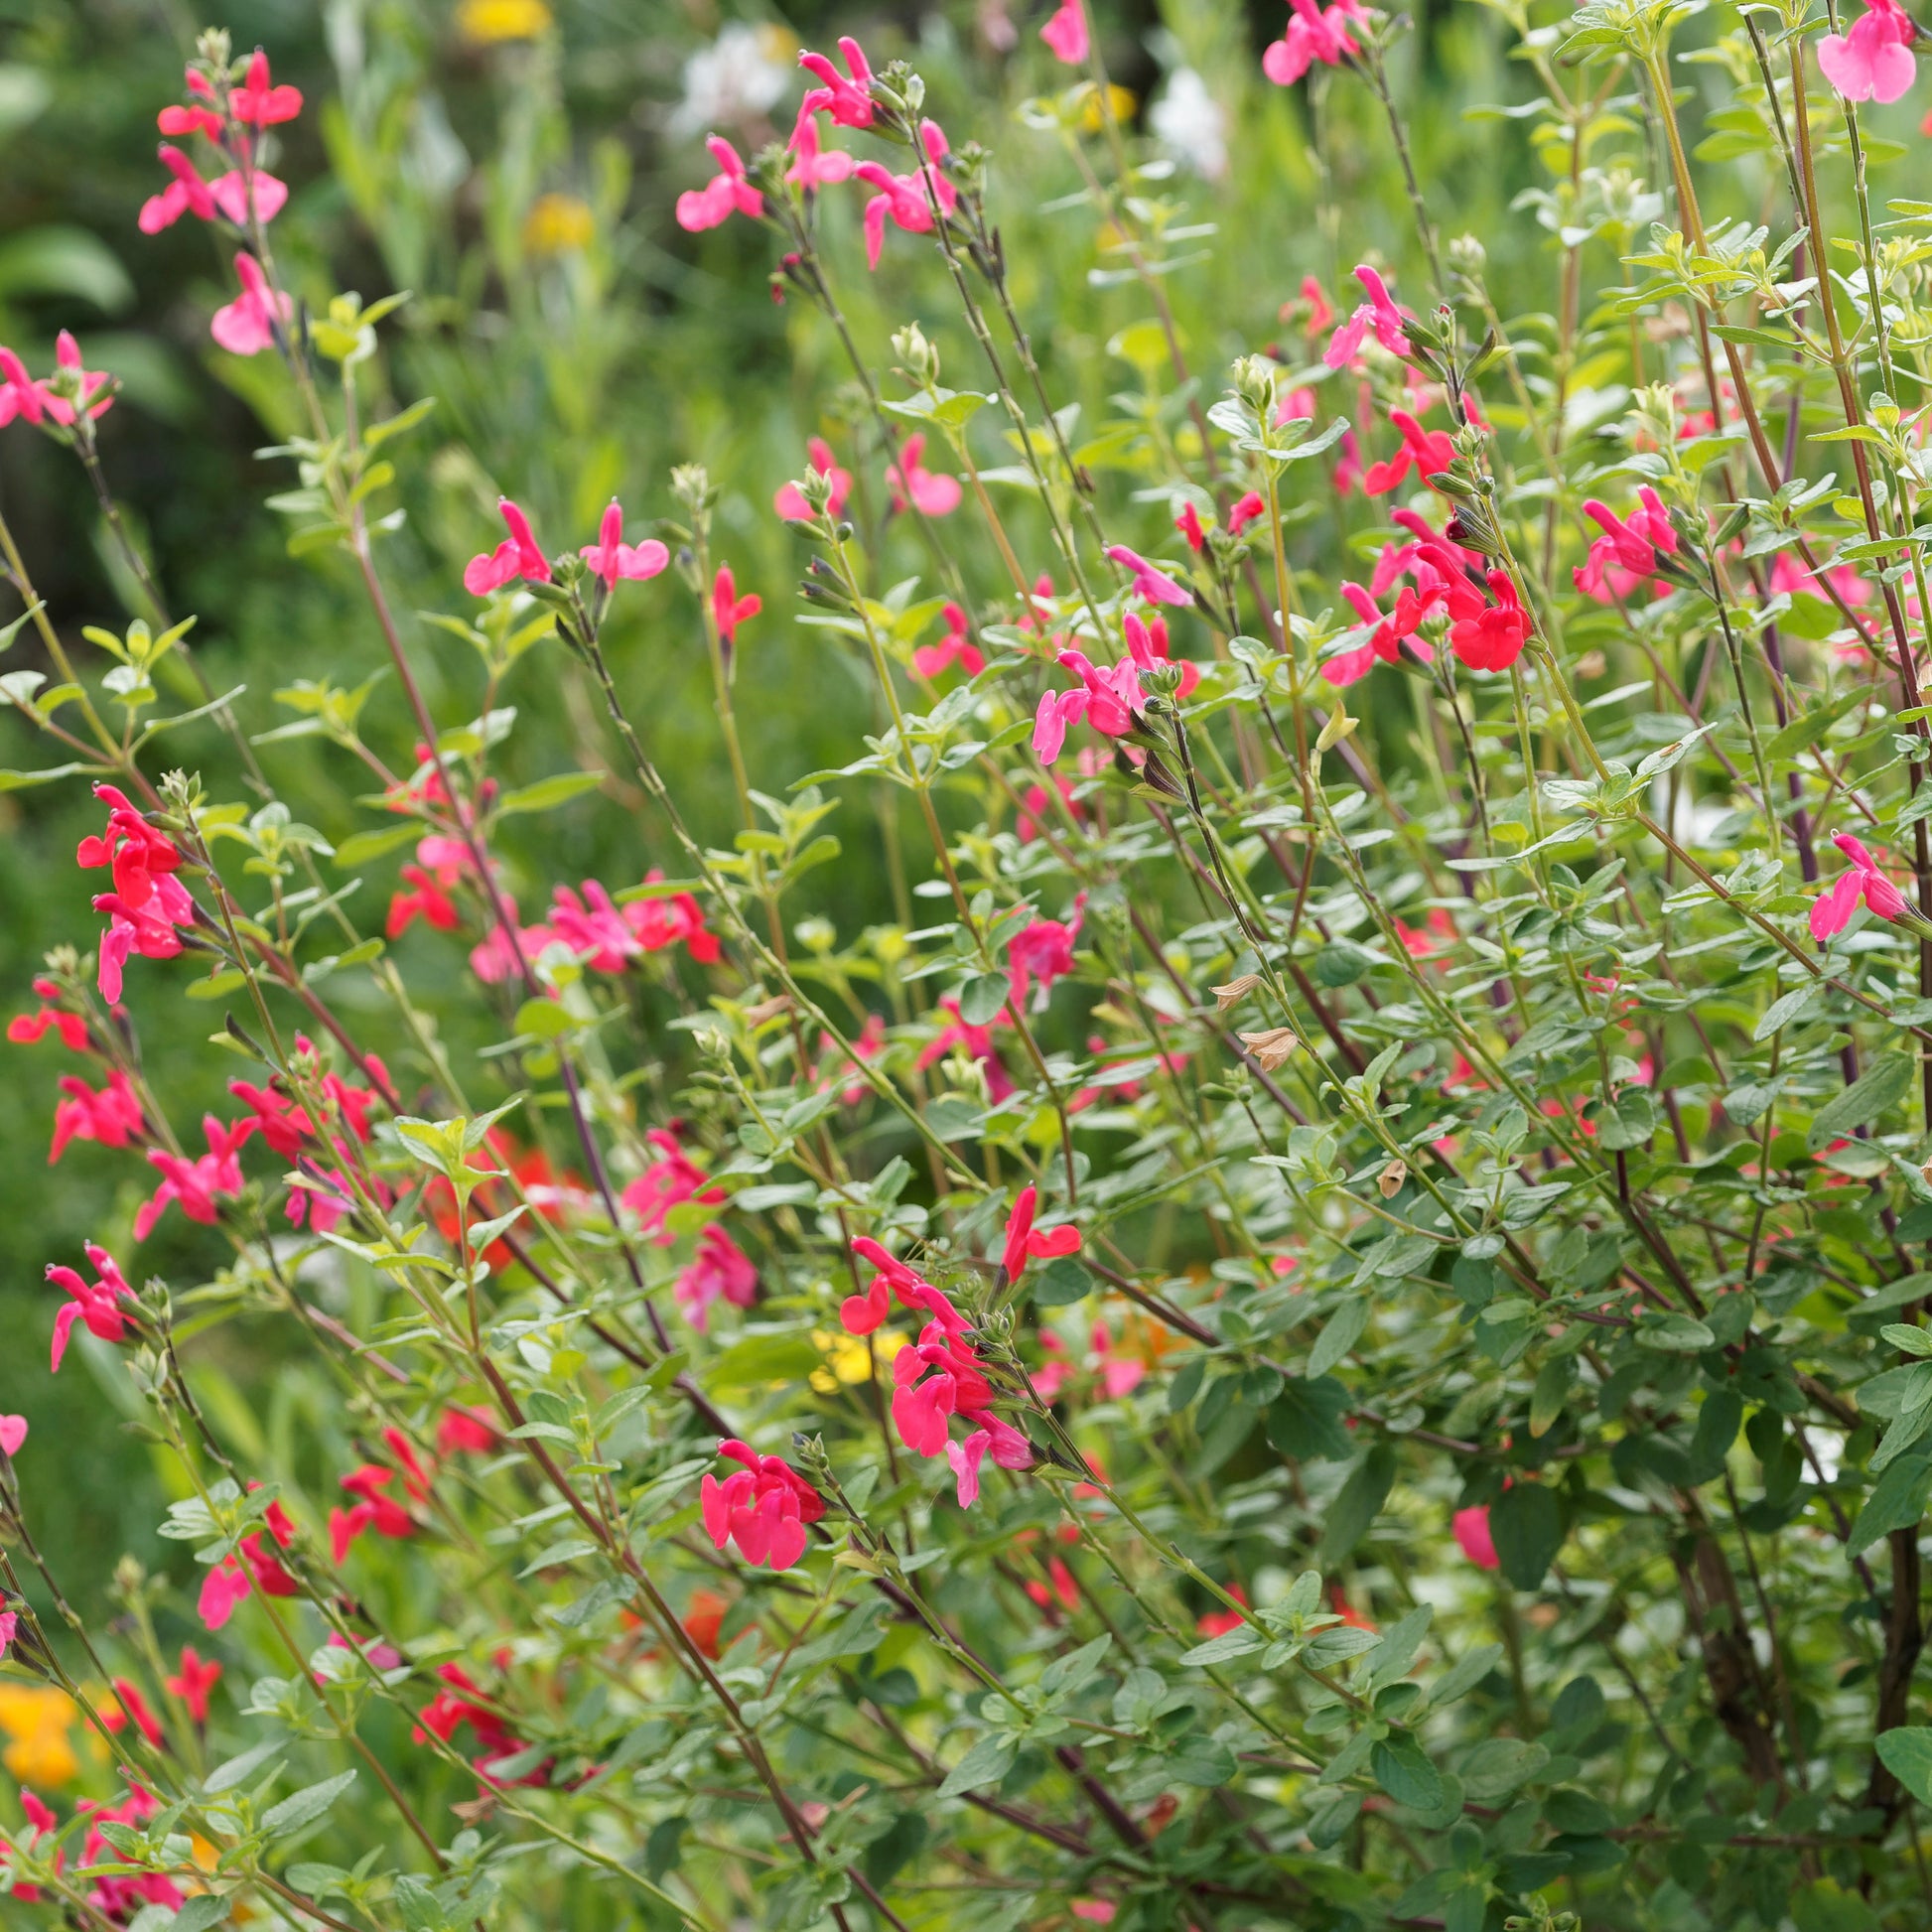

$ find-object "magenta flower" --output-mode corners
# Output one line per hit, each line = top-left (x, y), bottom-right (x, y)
(621, 1127), (725, 1244)
(0, 1416), (25, 1458)
(675, 1225), (759, 1331)
(1812, 832), (1910, 940)
(1362, 408), (1455, 495)
(465, 497), (552, 596)
(915, 996), (1015, 1100)
(0, 345), (44, 427)
(1175, 501), (1206, 552)
(1033, 685), (1087, 763)
(1009, 896), (1087, 1009)
(1000, 1182), (1084, 1282)
(1123, 611), (1199, 698)
(701, 1439), (825, 1570)
(676, 135), (763, 233)
(139, 143), (287, 233)
(1322, 580), (1434, 688)
(946, 1416), (1034, 1507)
(210, 250), (292, 355)
(886, 433), (962, 516)
(230, 49), (304, 126)
(1263, 0), (1365, 85)
(1103, 543), (1190, 608)
(798, 37), (878, 129)
(134, 1114), (256, 1240)
(1453, 1503), (1499, 1570)
(1323, 264), (1412, 368)
(35, 332), (115, 426)
(854, 121), (957, 269)
(1225, 489), (1266, 536)
(785, 102), (854, 190)
(774, 436), (854, 521)
(1040, 0), (1091, 64)
(713, 564), (761, 644)
(50, 1070), (145, 1165)
(911, 601), (985, 679)
(46, 1242), (134, 1372)
(1575, 486), (1677, 597)
(579, 499), (669, 591)
(1819, 0), (1917, 101)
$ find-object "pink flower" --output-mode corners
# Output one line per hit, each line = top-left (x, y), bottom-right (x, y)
(1009, 896), (1086, 1009)
(622, 1127), (724, 1243)
(1362, 408), (1455, 494)
(387, 859), (461, 938)
(1175, 502), (1206, 552)
(675, 1224), (759, 1331)
(1056, 646), (1147, 735)
(209, 250), (292, 355)
(133, 1114), (256, 1240)
(887, 433), (962, 516)
(911, 602), (985, 680)
(946, 1416), (1035, 1506)
(579, 499), (669, 591)
(621, 871), (722, 963)
(198, 1561), (253, 1631)
(439, 1406), (499, 1454)
(915, 997), (1015, 1100)
(701, 1439), (825, 1569)
(31, 332), (115, 425)
(1263, 0), (1364, 86)
(798, 38), (878, 128)
(0, 1417), (25, 1458)
(0, 346), (44, 428)
(1225, 489), (1267, 536)
(8, 979), (88, 1051)
(46, 1242), (134, 1372)
(1575, 487), (1677, 596)
(139, 143), (287, 233)
(1819, 0), (1917, 101)
(103, 1679), (164, 1749)
(785, 102), (854, 189)
(1812, 831), (1910, 940)
(1323, 264), (1411, 368)
(1123, 611), (1199, 699)
(676, 134), (763, 232)
(166, 1646), (222, 1725)
(230, 49), (304, 126)
(1103, 543), (1190, 608)
(1448, 569), (1531, 673)
(1453, 1503), (1499, 1570)
(775, 437), (854, 521)
(1322, 579), (1433, 687)
(1000, 1182), (1084, 1281)
(1071, 1900), (1118, 1924)
(1033, 685), (1088, 763)
(1040, 0), (1091, 63)
(49, 1069), (145, 1164)
(78, 782), (184, 906)
(713, 564), (761, 644)
(465, 496), (552, 595)
(855, 121), (957, 269)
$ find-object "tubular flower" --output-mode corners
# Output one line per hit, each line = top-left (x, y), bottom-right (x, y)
(1000, 1183), (1085, 1282)
(101, 1681), (163, 1750)
(1263, 0), (1365, 84)
(1819, 0), (1917, 100)
(622, 1127), (725, 1243)
(1175, 501), (1207, 552)
(1361, 408), (1455, 494)
(1124, 610), (1200, 699)
(854, 121), (957, 269)
(210, 250), (293, 355)
(165, 1647), (222, 1725)
(1447, 568), (1532, 673)
(386, 859), (461, 938)
(1322, 580), (1434, 688)
(78, 783), (185, 907)
(1040, 0), (1091, 64)
(1323, 264), (1411, 368)
(8, 980), (86, 1051)
(675, 134), (763, 232)
(701, 1439), (825, 1570)
(579, 499), (669, 590)
(133, 1114), (256, 1240)
(45, 1243), (135, 1372)
(911, 601), (986, 680)
(1812, 832), (1910, 940)
(465, 497), (551, 595)
(1225, 489), (1267, 536)
(139, 142), (287, 233)
(712, 564), (761, 644)
(798, 38), (878, 128)
(1103, 543), (1191, 608)
(49, 1070), (145, 1164)
(886, 433), (962, 516)
(1575, 487), (1677, 598)
(230, 49), (305, 125)
(1056, 647), (1147, 736)
(28, 333), (115, 425)
(1453, 1504), (1499, 1570)
(0, 346), (42, 428)
(675, 1224), (759, 1331)
(1008, 896), (1087, 1008)
(774, 437), (853, 520)
(785, 102), (854, 190)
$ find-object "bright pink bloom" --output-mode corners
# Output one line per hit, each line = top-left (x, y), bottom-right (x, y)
(78, 1787), (184, 1920)
(166, 1646), (222, 1725)
(774, 436), (853, 521)
(798, 38), (878, 128)
(49, 1069), (145, 1163)
(1453, 1504), (1499, 1570)
(701, 1439), (825, 1570)
(713, 564), (760, 644)
(911, 601), (985, 680)
(209, 249), (292, 355)
(78, 782), (184, 906)
(1323, 264), (1411, 368)
(103, 1679), (164, 1749)
(1104, 543), (1190, 608)
(1362, 408), (1454, 494)
(1123, 609), (1199, 699)
(439, 1405), (499, 1454)
(1009, 896), (1086, 1009)
(231, 49), (304, 126)
(1819, 0), (1917, 101)
(46, 1242), (134, 1371)
(8, 983), (87, 1050)
(1575, 487), (1677, 598)
(387, 861), (461, 938)
(1040, 0), (1091, 63)
(621, 872), (722, 963)
(1449, 569), (1531, 672)
(1226, 489), (1267, 535)
(93, 882), (193, 1003)
(1056, 646), (1147, 736)
(10, 1786), (57, 1900)
(139, 142), (287, 233)
(785, 101), (854, 189)
(33, 332), (115, 426)
(675, 1224), (758, 1331)
(133, 1114), (256, 1240)
(1070, 1901), (1118, 1924)
(0, 1417), (21, 1458)
(198, 1562), (252, 1631)
(1322, 579), (1434, 687)
(622, 1127), (725, 1243)
(465, 496), (552, 596)
(1034, 686), (1088, 763)
(0, 345), (43, 428)
(1175, 502), (1206, 552)
(916, 996), (1015, 1101)
(579, 499), (669, 591)
(1263, 0), (1363, 81)
(1295, 274), (1335, 335)
(1000, 1183), (1085, 1281)
(676, 134), (763, 232)
(1812, 832), (1910, 940)
(854, 121), (956, 269)
(887, 433), (962, 516)
(946, 1415), (1035, 1506)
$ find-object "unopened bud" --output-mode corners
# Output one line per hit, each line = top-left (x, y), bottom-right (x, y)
(1230, 354), (1279, 417)
(892, 322), (941, 387)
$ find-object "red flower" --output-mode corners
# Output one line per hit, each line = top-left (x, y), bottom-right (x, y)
(621, 1127), (724, 1244)
(712, 564), (761, 645)
(102, 1679), (164, 1748)
(700, 1440), (825, 1570)
(438, 1405), (499, 1455)
(999, 1183), (1085, 1283)
(1361, 408), (1454, 495)
(9, 979), (88, 1050)
(45, 1242), (134, 1372)
(49, 1070), (144, 1164)
(465, 497), (551, 596)
(165, 1645), (222, 1725)
(910, 601), (986, 681)
(1448, 569), (1531, 673)
(230, 49), (304, 125)
(134, 1113), (255, 1239)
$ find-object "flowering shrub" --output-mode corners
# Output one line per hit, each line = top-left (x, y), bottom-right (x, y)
(4, 1), (1932, 1928)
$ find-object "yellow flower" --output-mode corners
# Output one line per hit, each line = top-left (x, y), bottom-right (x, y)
(1079, 84), (1136, 135)
(0, 1685), (78, 1788)
(523, 193), (595, 256)
(809, 1326), (905, 1393)
(457, 0), (553, 45)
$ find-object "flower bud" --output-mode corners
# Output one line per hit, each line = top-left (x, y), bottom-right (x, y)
(893, 322), (941, 387)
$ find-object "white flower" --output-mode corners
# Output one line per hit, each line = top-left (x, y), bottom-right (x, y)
(1150, 68), (1228, 182)
(668, 23), (795, 142)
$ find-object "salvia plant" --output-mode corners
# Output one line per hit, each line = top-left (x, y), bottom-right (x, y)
(2, 0), (1932, 1925)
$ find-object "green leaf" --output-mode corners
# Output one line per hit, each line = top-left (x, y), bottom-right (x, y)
(937, 1733), (1016, 1798)
(1459, 1736), (1550, 1799)
(1308, 1297), (1369, 1379)
(956, 972), (1011, 1028)
(1876, 1726), (1932, 1803)
(1849, 1453), (1932, 1558)
(0, 760), (89, 791)
(332, 823), (421, 869)
(1180, 1625), (1264, 1667)
(1031, 1255), (1091, 1307)
(495, 770), (605, 816)
(261, 1769), (357, 1838)
(1319, 1445), (1396, 1562)
(170, 1897), (233, 1932)
(203, 1735), (287, 1794)
(1371, 1734), (1445, 1811)
(1808, 1055), (1914, 1152)
(1490, 1482), (1563, 1588)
